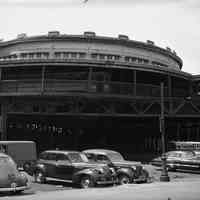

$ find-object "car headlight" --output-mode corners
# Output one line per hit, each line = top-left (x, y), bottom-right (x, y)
(131, 166), (136, 170)
(109, 167), (115, 174)
(94, 167), (104, 174)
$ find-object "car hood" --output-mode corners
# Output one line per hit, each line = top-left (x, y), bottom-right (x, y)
(0, 163), (19, 180)
(0, 163), (27, 188)
(112, 160), (141, 167)
(73, 162), (108, 169)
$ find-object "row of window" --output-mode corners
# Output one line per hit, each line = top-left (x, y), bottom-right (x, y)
(0, 51), (169, 68)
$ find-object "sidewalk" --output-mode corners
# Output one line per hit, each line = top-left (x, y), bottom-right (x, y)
(3, 177), (200, 200)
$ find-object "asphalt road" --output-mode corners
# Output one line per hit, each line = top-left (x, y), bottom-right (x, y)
(1, 165), (200, 200)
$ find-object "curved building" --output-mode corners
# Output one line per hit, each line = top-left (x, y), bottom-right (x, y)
(0, 31), (199, 156)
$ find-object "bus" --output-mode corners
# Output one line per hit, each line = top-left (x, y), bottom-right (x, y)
(168, 141), (200, 152)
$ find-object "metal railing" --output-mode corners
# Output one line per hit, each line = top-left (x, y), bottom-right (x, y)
(0, 79), (189, 98)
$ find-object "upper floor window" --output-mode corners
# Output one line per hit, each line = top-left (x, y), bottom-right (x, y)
(71, 52), (77, 58)
(99, 54), (105, 60)
(91, 54), (98, 59)
(79, 53), (86, 59)
(152, 61), (168, 67)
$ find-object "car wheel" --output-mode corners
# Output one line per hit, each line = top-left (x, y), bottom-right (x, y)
(34, 171), (46, 184)
(79, 175), (94, 189)
(118, 174), (131, 185)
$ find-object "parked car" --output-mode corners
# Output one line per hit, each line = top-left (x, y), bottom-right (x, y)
(0, 152), (30, 193)
(33, 150), (116, 188)
(151, 150), (200, 172)
(83, 149), (150, 185)
(0, 141), (37, 175)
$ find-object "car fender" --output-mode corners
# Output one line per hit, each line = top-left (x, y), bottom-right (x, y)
(72, 168), (96, 184)
(34, 163), (47, 175)
(116, 167), (133, 179)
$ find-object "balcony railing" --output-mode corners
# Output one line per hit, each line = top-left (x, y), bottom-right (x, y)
(0, 79), (189, 98)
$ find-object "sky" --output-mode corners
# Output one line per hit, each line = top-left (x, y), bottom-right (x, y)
(0, 0), (200, 74)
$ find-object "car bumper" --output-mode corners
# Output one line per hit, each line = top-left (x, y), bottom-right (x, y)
(96, 179), (117, 185)
(96, 176), (117, 185)
(0, 184), (30, 192)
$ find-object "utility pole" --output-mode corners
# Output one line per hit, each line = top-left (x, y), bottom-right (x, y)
(160, 82), (170, 182)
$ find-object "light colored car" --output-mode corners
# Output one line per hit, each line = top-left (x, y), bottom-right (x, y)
(83, 149), (150, 185)
(151, 150), (200, 172)
(0, 152), (30, 193)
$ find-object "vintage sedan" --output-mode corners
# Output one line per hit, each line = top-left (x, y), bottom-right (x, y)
(151, 150), (200, 172)
(83, 149), (150, 184)
(0, 152), (29, 193)
(33, 150), (116, 188)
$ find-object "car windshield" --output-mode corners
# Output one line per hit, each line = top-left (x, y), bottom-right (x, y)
(107, 152), (124, 162)
(68, 153), (89, 163)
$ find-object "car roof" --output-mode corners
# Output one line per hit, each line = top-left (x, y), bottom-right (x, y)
(0, 152), (9, 157)
(0, 141), (35, 144)
(42, 150), (81, 155)
(83, 149), (119, 155)
(167, 150), (195, 155)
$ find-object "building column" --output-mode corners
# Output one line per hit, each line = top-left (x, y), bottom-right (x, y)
(1, 101), (8, 140)
(168, 75), (173, 113)
(133, 70), (137, 96)
(88, 67), (93, 91)
(41, 66), (46, 93)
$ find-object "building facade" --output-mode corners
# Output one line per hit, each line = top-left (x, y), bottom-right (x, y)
(0, 31), (200, 155)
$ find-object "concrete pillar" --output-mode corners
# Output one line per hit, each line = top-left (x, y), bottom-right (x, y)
(1, 101), (8, 140)
(133, 70), (137, 96)
(168, 75), (173, 113)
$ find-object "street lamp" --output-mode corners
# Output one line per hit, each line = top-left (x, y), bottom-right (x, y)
(159, 82), (170, 182)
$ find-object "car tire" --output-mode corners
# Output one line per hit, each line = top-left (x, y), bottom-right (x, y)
(34, 171), (46, 184)
(118, 174), (131, 185)
(79, 175), (94, 189)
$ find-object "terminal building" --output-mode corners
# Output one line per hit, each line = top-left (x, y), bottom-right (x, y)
(0, 31), (200, 156)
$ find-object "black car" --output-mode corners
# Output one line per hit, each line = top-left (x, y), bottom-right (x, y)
(83, 149), (150, 185)
(151, 150), (200, 172)
(33, 150), (116, 188)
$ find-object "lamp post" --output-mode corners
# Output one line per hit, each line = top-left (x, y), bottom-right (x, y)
(159, 82), (170, 182)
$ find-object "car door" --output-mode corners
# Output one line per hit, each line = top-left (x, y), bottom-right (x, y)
(178, 152), (199, 171)
(40, 153), (57, 178)
(55, 153), (73, 180)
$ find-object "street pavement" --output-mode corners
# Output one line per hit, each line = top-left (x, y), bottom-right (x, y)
(1, 165), (200, 200)
(1, 179), (200, 200)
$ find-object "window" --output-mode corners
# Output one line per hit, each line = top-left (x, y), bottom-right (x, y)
(47, 153), (57, 161)
(85, 153), (96, 161)
(107, 55), (113, 60)
(99, 54), (105, 60)
(39, 152), (48, 160)
(114, 55), (120, 60)
(55, 52), (61, 59)
(29, 53), (34, 59)
(96, 154), (109, 162)
(91, 54), (98, 59)
(36, 53), (42, 58)
(63, 52), (69, 58)
(71, 52), (77, 58)
(56, 154), (69, 161)
(125, 57), (130, 62)
(79, 53), (86, 59)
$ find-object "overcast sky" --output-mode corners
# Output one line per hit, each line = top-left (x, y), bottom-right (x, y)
(0, 0), (200, 74)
